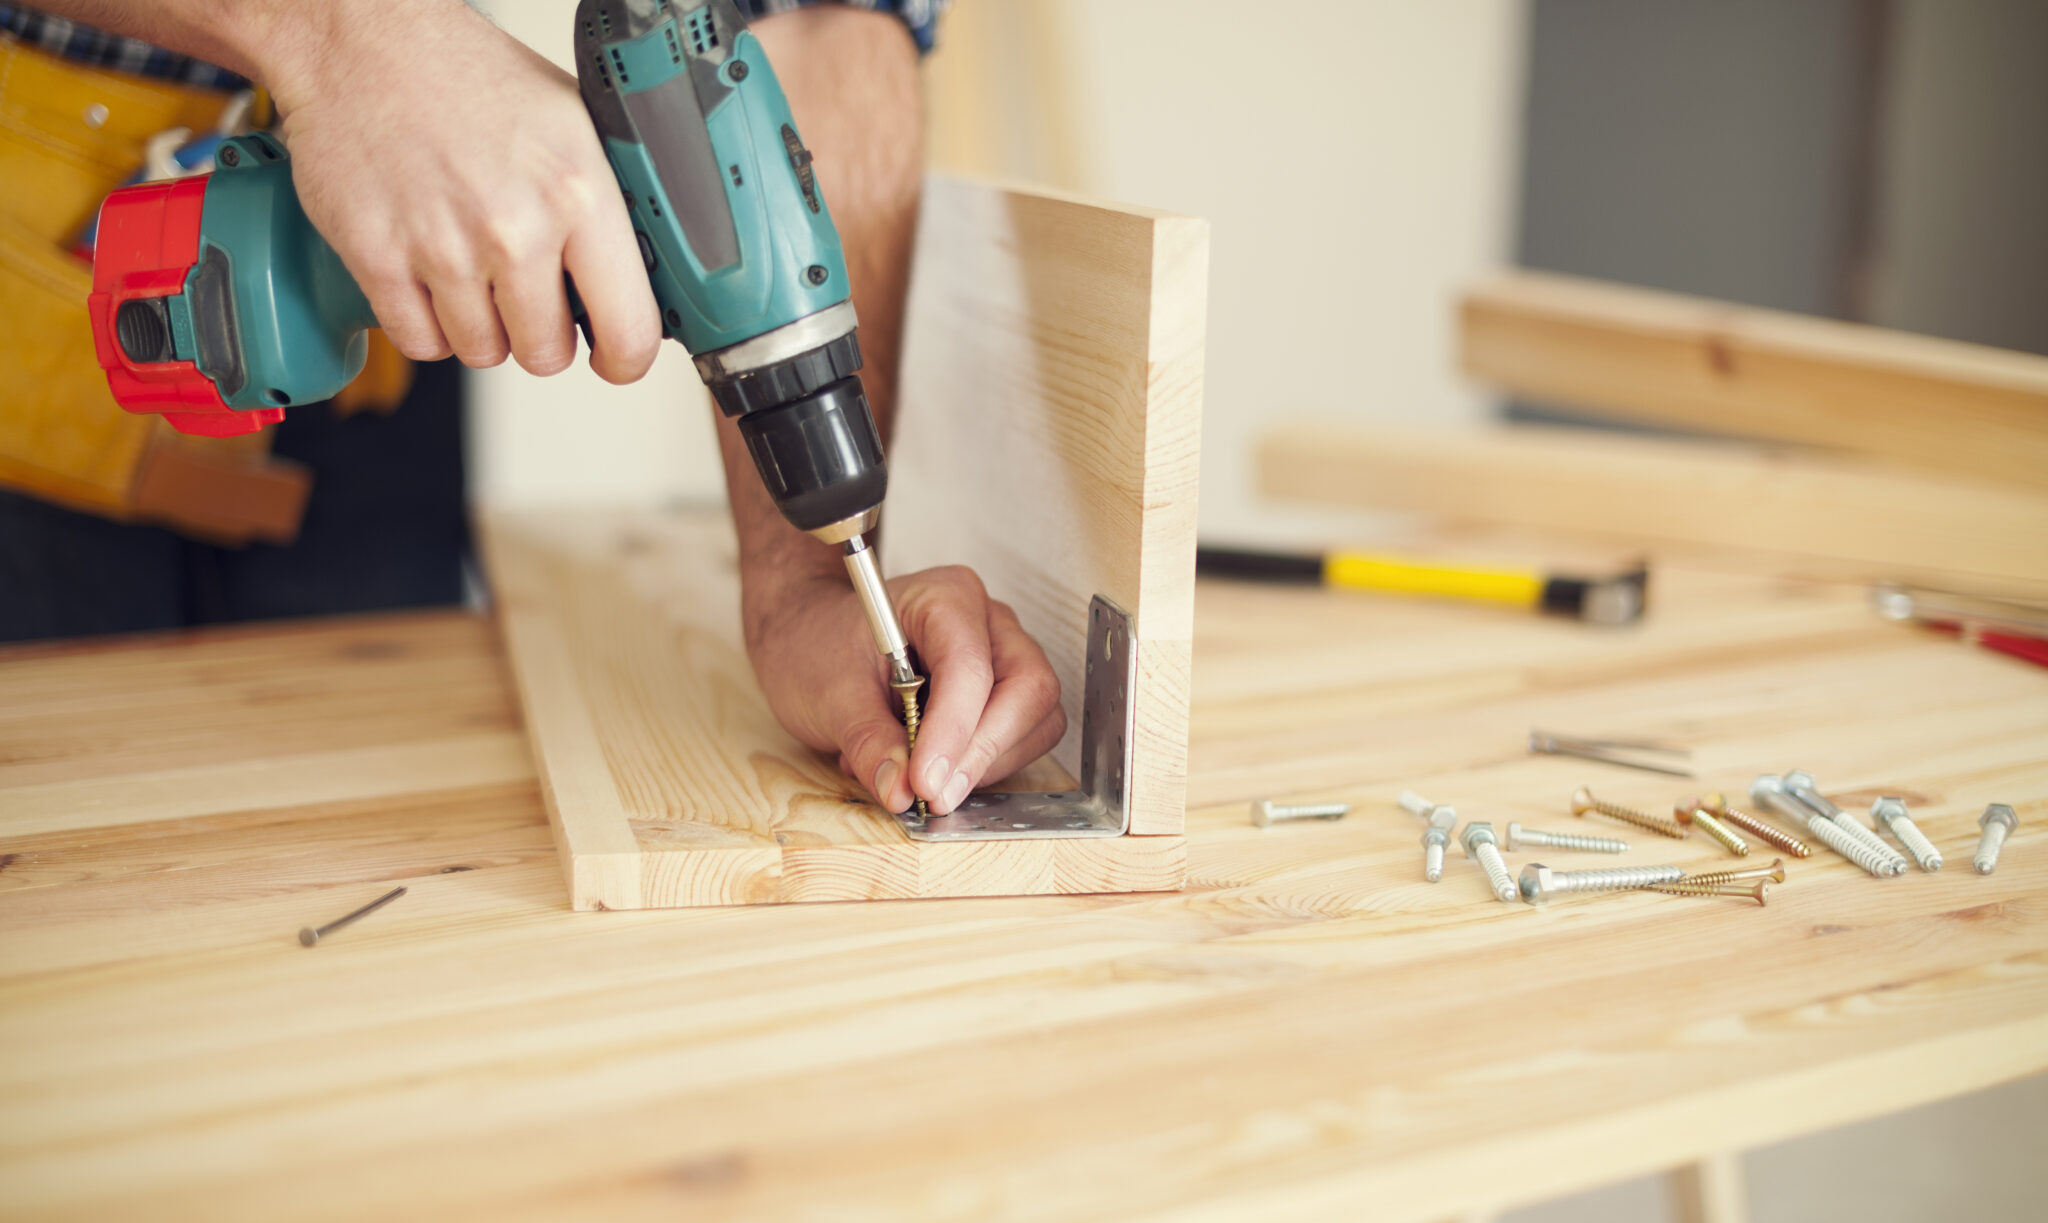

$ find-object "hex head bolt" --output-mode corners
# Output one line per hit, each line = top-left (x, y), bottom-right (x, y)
(1506, 821), (1630, 853)
(1518, 862), (1686, 905)
(1698, 792), (1810, 858)
(1687, 858), (1787, 886)
(1648, 879), (1771, 906)
(1674, 799), (1750, 856)
(1975, 804), (2019, 875)
(1461, 821), (1519, 903)
(1570, 785), (1688, 839)
(1251, 799), (1350, 828)
(1784, 770), (1910, 874)
(1399, 791), (1460, 882)
(1870, 796), (1942, 872)
(1751, 776), (1899, 877)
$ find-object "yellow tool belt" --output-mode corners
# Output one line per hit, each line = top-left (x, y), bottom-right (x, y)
(0, 33), (407, 544)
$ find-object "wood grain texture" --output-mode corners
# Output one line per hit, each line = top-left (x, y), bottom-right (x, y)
(1460, 271), (2048, 490)
(1257, 421), (2048, 594)
(888, 175), (1207, 835)
(2, 548), (2043, 1221)
(478, 509), (1186, 910)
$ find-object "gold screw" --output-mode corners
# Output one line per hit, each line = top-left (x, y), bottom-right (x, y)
(1648, 879), (1770, 905)
(1699, 792), (1811, 858)
(1571, 785), (1688, 839)
(1675, 798), (1751, 856)
(1686, 858), (1786, 885)
(894, 678), (930, 821)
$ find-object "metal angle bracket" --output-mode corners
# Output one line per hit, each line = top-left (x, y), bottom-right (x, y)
(893, 595), (1134, 841)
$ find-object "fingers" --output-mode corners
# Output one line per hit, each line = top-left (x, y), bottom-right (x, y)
(899, 569), (997, 814)
(562, 185), (662, 385)
(424, 274), (510, 369)
(952, 601), (1066, 789)
(492, 263), (578, 376)
(831, 697), (914, 814)
(360, 268), (453, 362)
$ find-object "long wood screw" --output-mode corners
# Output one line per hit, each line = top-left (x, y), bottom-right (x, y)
(1675, 799), (1750, 856)
(299, 886), (407, 947)
(1570, 785), (1688, 839)
(1871, 796), (1942, 872)
(1252, 799), (1350, 828)
(1785, 770), (1910, 873)
(1506, 822), (1629, 853)
(1518, 862), (1685, 905)
(1751, 775), (1901, 876)
(1462, 822), (1519, 903)
(1686, 858), (1786, 886)
(1699, 792), (1810, 858)
(1398, 791), (1459, 882)
(1648, 879), (1770, 906)
(1975, 804), (2018, 875)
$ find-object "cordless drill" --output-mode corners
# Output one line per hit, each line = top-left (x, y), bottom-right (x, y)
(87, 0), (925, 723)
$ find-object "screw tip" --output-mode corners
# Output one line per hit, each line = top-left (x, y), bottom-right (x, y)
(298, 928), (320, 947)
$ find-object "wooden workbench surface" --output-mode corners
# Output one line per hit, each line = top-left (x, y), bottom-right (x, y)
(3, 544), (2044, 1222)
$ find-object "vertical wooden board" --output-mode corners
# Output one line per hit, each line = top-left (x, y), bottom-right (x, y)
(887, 176), (1207, 836)
(480, 508), (1186, 909)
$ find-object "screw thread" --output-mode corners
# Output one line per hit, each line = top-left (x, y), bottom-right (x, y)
(900, 688), (930, 820)
(1709, 806), (1811, 858)
(1272, 802), (1350, 820)
(1803, 815), (1897, 877)
(1975, 821), (2011, 874)
(1648, 880), (1769, 905)
(1687, 858), (1786, 885)
(1687, 809), (1751, 856)
(1552, 864), (1686, 895)
(1828, 816), (1908, 873)
(1521, 826), (1630, 853)
(1886, 815), (1944, 872)
(1475, 842), (1518, 903)
(1424, 841), (1446, 883)
(1584, 798), (1688, 839)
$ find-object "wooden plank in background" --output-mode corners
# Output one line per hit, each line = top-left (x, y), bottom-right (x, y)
(1256, 422), (2048, 593)
(888, 175), (1207, 836)
(479, 510), (1185, 910)
(1460, 271), (2048, 491)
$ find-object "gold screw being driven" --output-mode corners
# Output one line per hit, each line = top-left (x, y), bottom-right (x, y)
(1648, 879), (1770, 905)
(1570, 785), (1688, 839)
(1675, 799), (1751, 856)
(1699, 792), (1811, 858)
(893, 678), (929, 821)
(1686, 858), (1787, 886)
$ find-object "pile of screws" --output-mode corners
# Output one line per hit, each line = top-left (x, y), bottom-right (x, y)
(1387, 770), (2021, 909)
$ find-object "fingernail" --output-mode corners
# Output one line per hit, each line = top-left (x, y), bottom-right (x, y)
(873, 758), (902, 808)
(925, 756), (951, 798)
(942, 770), (972, 813)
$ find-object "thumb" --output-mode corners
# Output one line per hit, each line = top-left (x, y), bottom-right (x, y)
(834, 701), (914, 815)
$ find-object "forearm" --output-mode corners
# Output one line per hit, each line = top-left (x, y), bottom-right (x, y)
(720, 6), (924, 643)
(31, 0), (478, 112)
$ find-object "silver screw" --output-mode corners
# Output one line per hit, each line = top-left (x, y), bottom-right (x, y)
(1871, 796), (1942, 872)
(1785, 770), (1909, 874)
(1461, 821), (1518, 903)
(1752, 775), (1902, 877)
(1975, 804), (2018, 875)
(1518, 862), (1685, 905)
(1251, 799), (1349, 828)
(1506, 822), (1629, 853)
(1400, 791), (1459, 882)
